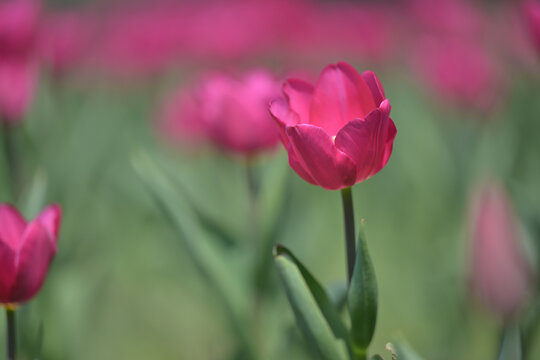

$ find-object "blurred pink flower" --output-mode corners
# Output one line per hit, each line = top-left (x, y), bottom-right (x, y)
(39, 10), (92, 76)
(0, 0), (40, 124)
(285, 2), (397, 63)
(160, 70), (282, 155)
(523, 0), (540, 52)
(406, 0), (487, 38)
(412, 36), (503, 112)
(0, 203), (61, 306)
(270, 62), (396, 190)
(469, 181), (535, 320)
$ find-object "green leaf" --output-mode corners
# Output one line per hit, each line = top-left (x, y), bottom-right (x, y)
(498, 323), (522, 360)
(132, 151), (251, 348)
(274, 244), (350, 360)
(348, 221), (378, 355)
(21, 169), (47, 218)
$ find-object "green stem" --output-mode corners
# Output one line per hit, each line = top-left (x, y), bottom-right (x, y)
(1, 123), (19, 200)
(341, 187), (356, 285)
(6, 308), (16, 360)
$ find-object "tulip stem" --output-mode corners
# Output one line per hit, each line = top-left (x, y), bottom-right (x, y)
(1, 123), (19, 200)
(6, 308), (16, 360)
(341, 187), (356, 285)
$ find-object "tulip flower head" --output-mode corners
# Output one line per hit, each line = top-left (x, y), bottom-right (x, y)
(0, 0), (40, 124)
(0, 204), (61, 307)
(469, 181), (535, 320)
(269, 62), (396, 190)
(160, 70), (281, 155)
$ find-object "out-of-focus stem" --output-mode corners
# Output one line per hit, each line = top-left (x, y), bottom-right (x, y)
(1, 123), (19, 200)
(6, 307), (16, 360)
(341, 187), (356, 285)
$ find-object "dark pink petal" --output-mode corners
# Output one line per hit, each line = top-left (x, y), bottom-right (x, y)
(286, 124), (357, 190)
(0, 204), (27, 249)
(335, 100), (396, 183)
(283, 78), (313, 123)
(36, 204), (62, 244)
(309, 62), (377, 136)
(269, 98), (299, 147)
(361, 71), (385, 106)
(9, 221), (56, 304)
(0, 241), (16, 303)
(286, 143), (317, 186)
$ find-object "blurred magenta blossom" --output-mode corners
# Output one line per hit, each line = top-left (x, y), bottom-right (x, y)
(270, 62), (396, 190)
(469, 181), (535, 320)
(0, 0), (40, 124)
(160, 69), (281, 155)
(39, 10), (93, 77)
(412, 36), (503, 113)
(523, 0), (540, 52)
(0, 204), (61, 306)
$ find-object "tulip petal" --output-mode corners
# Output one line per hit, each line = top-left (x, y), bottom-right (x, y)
(0, 204), (27, 249)
(286, 124), (356, 190)
(283, 78), (313, 123)
(335, 100), (396, 183)
(36, 204), (62, 243)
(10, 221), (56, 303)
(309, 62), (377, 136)
(270, 98), (299, 147)
(361, 71), (385, 107)
(0, 241), (16, 303)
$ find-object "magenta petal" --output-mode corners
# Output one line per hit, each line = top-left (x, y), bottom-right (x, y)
(283, 78), (313, 123)
(36, 204), (62, 243)
(0, 204), (27, 249)
(0, 241), (16, 303)
(269, 98), (299, 147)
(335, 100), (396, 183)
(10, 221), (56, 303)
(361, 71), (386, 107)
(286, 124), (357, 190)
(309, 62), (377, 136)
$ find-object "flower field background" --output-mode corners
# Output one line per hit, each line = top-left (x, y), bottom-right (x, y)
(0, 0), (539, 359)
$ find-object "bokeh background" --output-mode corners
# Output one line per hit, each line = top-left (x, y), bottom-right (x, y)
(0, 0), (539, 359)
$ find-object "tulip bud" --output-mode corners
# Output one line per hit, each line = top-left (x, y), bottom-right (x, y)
(469, 181), (535, 320)
(0, 203), (61, 306)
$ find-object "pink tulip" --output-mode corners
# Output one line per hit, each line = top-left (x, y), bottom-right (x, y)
(39, 10), (92, 76)
(270, 62), (396, 190)
(469, 181), (535, 319)
(412, 36), (502, 112)
(0, 203), (61, 306)
(0, 0), (40, 124)
(523, 0), (540, 52)
(160, 70), (281, 155)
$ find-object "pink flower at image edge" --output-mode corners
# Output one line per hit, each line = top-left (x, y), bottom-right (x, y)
(0, 204), (62, 307)
(270, 62), (396, 190)
(469, 181), (535, 319)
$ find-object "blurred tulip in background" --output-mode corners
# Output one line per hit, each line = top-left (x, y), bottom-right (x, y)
(0, 0), (40, 124)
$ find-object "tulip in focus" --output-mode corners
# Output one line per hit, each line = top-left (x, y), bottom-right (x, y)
(0, 0), (40, 124)
(0, 203), (61, 307)
(269, 62), (396, 190)
(469, 181), (535, 320)
(160, 70), (281, 155)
